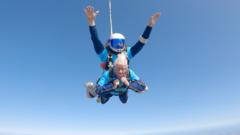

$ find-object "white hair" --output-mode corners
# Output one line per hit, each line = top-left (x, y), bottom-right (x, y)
(114, 53), (128, 66)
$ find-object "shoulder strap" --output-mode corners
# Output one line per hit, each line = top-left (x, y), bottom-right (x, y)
(105, 45), (130, 70)
(106, 48), (113, 70)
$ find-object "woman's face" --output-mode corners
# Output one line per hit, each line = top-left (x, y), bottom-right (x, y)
(114, 64), (129, 78)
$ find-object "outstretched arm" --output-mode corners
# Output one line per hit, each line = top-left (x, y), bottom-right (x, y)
(130, 12), (161, 58)
(84, 6), (104, 55)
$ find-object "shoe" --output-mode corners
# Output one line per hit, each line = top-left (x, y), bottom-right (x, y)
(85, 82), (96, 98)
(96, 96), (101, 103)
(145, 85), (149, 91)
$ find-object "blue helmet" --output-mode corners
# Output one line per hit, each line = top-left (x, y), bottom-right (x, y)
(109, 33), (126, 53)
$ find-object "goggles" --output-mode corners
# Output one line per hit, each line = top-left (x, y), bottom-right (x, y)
(110, 39), (125, 51)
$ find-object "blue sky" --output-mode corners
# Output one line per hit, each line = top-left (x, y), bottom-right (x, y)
(0, 0), (240, 135)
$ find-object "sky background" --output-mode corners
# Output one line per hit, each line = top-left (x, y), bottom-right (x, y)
(0, 0), (240, 135)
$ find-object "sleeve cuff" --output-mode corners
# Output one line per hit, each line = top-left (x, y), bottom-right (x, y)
(139, 36), (148, 44)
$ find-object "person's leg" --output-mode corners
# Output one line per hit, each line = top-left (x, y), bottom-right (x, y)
(128, 69), (148, 93)
(119, 92), (128, 104)
(97, 93), (113, 104)
(129, 80), (148, 93)
(85, 80), (115, 98)
(95, 83), (115, 95)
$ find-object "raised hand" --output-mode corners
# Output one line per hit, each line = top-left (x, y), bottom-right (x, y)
(148, 12), (161, 27)
(84, 6), (99, 26)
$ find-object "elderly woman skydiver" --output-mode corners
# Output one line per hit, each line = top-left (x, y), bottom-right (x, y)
(87, 53), (148, 104)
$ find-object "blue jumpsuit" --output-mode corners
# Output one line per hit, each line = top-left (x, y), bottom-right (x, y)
(95, 69), (147, 104)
